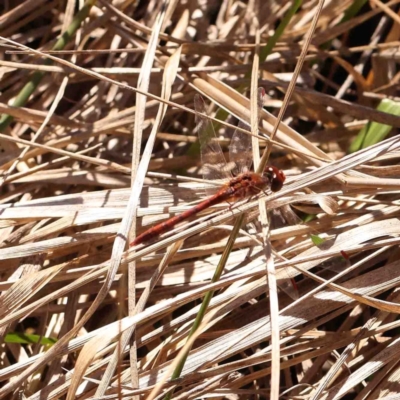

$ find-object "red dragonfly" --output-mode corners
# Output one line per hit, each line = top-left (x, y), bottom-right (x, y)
(130, 88), (286, 247)
(130, 89), (297, 297)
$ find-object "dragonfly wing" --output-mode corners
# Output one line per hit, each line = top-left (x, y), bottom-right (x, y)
(229, 87), (265, 174)
(194, 95), (233, 192)
(229, 119), (253, 176)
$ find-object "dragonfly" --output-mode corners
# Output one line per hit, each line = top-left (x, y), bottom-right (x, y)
(130, 88), (286, 248)
(130, 89), (298, 297)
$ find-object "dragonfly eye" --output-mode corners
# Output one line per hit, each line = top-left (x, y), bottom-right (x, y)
(265, 166), (285, 192)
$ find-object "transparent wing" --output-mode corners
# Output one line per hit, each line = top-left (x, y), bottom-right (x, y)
(229, 87), (264, 175)
(194, 95), (234, 190)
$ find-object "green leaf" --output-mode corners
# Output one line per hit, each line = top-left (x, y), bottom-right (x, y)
(341, 0), (368, 23)
(5, 333), (57, 346)
(259, 0), (303, 64)
(310, 234), (325, 246)
(303, 213), (316, 223)
(349, 99), (400, 153)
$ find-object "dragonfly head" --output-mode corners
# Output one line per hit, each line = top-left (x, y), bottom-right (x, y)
(263, 166), (285, 192)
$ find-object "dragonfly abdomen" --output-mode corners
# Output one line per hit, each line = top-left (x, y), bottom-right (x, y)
(130, 189), (233, 246)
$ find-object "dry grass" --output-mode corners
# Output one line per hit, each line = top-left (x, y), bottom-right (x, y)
(1, 0), (400, 399)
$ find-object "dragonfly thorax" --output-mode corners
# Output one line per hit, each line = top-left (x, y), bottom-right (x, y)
(222, 167), (285, 203)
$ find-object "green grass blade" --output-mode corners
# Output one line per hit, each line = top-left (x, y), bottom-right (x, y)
(259, 0), (303, 65)
(349, 99), (400, 153)
(341, 0), (369, 23)
(0, 0), (97, 132)
(5, 332), (57, 346)
(164, 214), (244, 400)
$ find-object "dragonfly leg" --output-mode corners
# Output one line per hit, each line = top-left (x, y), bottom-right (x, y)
(261, 188), (270, 198)
(224, 201), (235, 215)
(244, 194), (257, 206)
